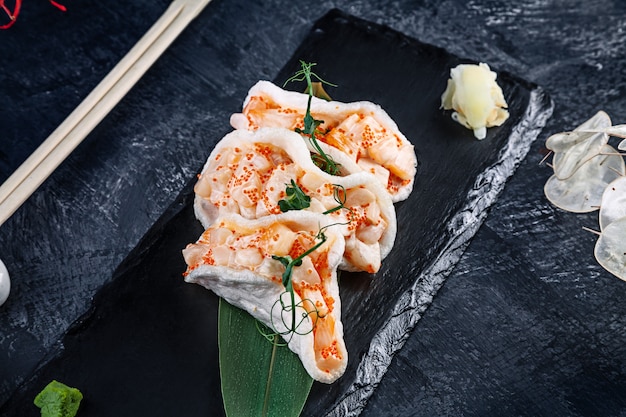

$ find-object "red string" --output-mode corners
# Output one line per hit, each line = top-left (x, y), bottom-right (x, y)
(0, 0), (66, 29)
(48, 0), (65, 12)
(0, 0), (22, 29)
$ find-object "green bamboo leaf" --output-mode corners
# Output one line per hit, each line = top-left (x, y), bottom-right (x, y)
(218, 298), (313, 417)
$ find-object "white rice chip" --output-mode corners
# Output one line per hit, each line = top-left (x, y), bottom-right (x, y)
(546, 111), (611, 180)
(183, 211), (348, 383)
(599, 176), (626, 231)
(544, 144), (625, 213)
(594, 216), (626, 281)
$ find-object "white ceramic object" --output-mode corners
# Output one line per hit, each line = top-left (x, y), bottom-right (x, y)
(0, 258), (9, 306)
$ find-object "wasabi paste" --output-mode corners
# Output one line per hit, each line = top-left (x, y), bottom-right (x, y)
(34, 380), (83, 417)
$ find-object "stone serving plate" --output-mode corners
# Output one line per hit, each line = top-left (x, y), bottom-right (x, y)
(0, 9), (552, 417)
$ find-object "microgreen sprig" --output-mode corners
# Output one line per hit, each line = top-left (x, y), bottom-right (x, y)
(278, 180), (311, 212)
(283, 61), (341, 176)
(278, 178), (348, 216)
(282, 61), (337, 93)
(269, 225), (333, 341)
(323, 184), (347, 215)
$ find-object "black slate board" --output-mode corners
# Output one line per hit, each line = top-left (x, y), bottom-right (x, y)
(0, 9), (552, 417)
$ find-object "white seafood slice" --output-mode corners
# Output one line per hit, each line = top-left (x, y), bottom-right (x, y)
(193, 127), (397, 273)
(594, 216), (626, 281)
(183, 211), (347, 383)
(229, 80), (417, 202)
(619, 139), (626, 151)
(599, 176), (626, 230)
(546, 111), (611, 180)
(544, 144), (625, 213)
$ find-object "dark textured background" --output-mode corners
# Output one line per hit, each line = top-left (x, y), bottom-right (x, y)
(1, 0), (626, 416)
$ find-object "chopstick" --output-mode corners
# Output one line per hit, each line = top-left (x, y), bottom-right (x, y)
(0, 0), (212, 227)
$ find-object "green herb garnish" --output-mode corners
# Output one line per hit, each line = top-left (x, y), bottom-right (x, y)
(323, 184), (347, 215)
(270, 225), (332, 340)
(278, 180), (311, 212)
(34, 380), (83, 417)
(273, 183), (348, 332)
(283, 61), (341, 176)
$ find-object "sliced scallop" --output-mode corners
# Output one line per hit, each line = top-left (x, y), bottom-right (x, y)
(183, 211), (347, 383)
(193, 127), (397, 273)
(230, 80), (417, 202)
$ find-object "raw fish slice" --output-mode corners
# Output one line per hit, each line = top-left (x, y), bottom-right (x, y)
(183, 211), (347, 383)
(229, 80), (417, 202)
(594, 216), (626, 281)
(193, 127), (396, 273)
(619, 139), (626, 151)
(544, 145), (625, 213)
(599, 176), (626, 230)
